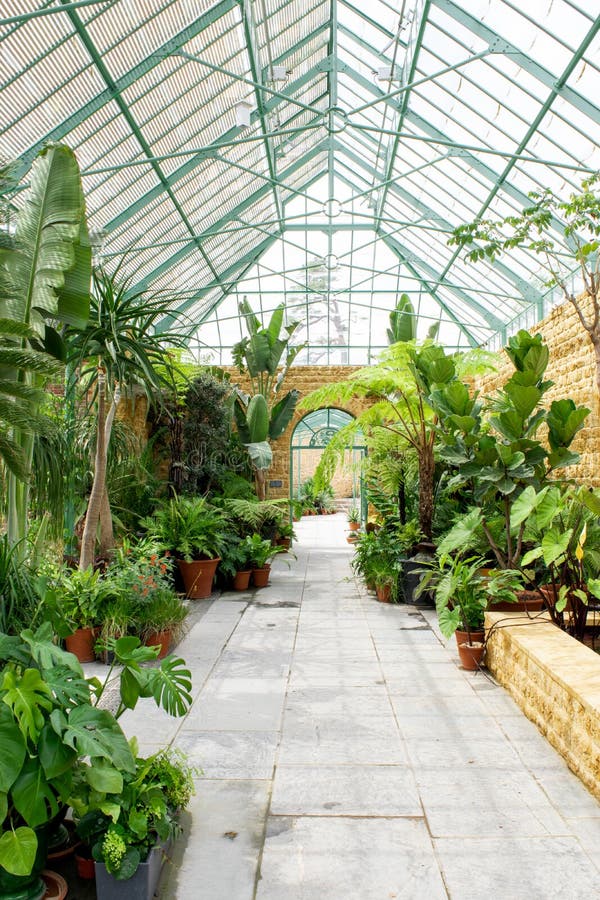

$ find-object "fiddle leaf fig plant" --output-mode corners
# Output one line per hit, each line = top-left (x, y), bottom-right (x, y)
(428, 330), (590, 570)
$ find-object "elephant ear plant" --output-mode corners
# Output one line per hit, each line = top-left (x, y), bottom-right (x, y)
(232, 298), (305, 500)
(0, 623), (192, 886)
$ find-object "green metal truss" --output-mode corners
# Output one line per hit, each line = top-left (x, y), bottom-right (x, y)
(2, 0), (599, 360)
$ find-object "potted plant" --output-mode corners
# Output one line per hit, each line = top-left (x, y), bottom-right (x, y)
(139, 589), (188, 658)
(75, 749), (197, 900)
(242, 533), (286, 587)
(510, 483), (600, 641)
(105, 544), (188, 657)
(368, 559), (398, 603)
(417, 553), (523, 670)
(142, 495), (228, 599)
(275, 521), (296, 550)
(347, 505), (361, 532)
(428, 331), (590, 572)
(0, 624), (192, 897)
(50, 565), (112, 662)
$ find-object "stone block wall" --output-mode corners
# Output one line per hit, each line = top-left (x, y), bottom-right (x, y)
(473, 295), (600, 486)
(225, 365), (368, 500)
(485, 611), (600, 801)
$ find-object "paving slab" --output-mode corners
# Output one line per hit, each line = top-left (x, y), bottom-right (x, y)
(159, 780), (270, 900)
(118, 513), (600, 899)
(256, 816), (447, 900)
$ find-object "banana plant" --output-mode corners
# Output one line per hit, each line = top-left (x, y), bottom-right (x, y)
(232, 299), (304, 499)
(387, 293), (439, 345)
(0, 145), (91, 552)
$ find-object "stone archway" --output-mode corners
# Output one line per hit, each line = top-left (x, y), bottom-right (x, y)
(289, 408), (366, 511)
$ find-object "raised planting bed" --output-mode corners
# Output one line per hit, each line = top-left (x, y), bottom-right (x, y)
(485, 610), (600, 801)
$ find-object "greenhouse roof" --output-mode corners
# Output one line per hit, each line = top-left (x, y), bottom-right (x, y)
(2, 0), (600, 363)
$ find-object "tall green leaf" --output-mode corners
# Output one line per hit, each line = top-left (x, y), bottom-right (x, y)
(5, 143), (90, 333)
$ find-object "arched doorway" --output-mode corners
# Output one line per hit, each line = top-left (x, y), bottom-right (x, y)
(290, 408), (366, 517)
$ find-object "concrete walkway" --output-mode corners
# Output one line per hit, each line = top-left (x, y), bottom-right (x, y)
(121, 514), (600, 899)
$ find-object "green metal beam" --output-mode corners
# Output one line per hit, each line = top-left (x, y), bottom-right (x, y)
(0, 0), (112, 26)
(102, 61), (328, 233)
(379, 232), (480, 345)
(433, 10), (600, 301)
(13, 0), (238, 179)
(62, 0), (223, 290)
(172, 48), (323, 118)
(374, 0), (427, 226)
(434, 0), (600, 127)
(157, 232), (280, 334)
(240, 0), (284, 231)
(333, 141), (540, 308)
(127, 141), (329, 294)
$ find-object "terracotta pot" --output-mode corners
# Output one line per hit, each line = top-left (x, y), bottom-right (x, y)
(252, 565), (271, 588)
(75, 853), (96, 880)
(275, 537), (291, 550)
(346, 535), (359, 544)
(144, 629), (171, 659)
(177, 557), (220, 599)
(457, 640), (485, 671)
(233, 570), (252, 591)
(348, 521), (360, 532)
(65, 626), (96, 663)
(41, 870), (68, 900)
(492, 589), (545, 612)
(455, 627), (485, 647)
(376, 584), (392, 603)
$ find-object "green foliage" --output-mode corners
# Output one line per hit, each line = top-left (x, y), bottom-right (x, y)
(429, 330), (589, 569)
(222, 498), (287, 538)
(0, 536), (40, 635)
(0, 622), (194, 876)
(0, 145), (91, 549)
(76, 747), (197, 880)
(511, 484), (600, 640)
(141, 494), (229, 561)
(182, 371), (238, 495)
(416, 554), (523, 639)
(297, 477), (335, 514)
(232, 299), (304, 495)
(240, 533), (286, 569)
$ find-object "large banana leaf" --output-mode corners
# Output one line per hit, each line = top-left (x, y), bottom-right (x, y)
(387, 294), (416, 345)
(269, 389), (299, 440)
(4, 144), (90, 333)
(245, 441), (273, 471)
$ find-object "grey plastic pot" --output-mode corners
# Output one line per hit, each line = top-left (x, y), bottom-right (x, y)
(95, 840), (171, 900)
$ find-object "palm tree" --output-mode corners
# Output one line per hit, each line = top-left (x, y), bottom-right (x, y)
(67, 268), (187, 569)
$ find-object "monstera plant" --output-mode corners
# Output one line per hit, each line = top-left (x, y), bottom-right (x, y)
(0, 624), (192, 894)
(232, 299), (304, 500)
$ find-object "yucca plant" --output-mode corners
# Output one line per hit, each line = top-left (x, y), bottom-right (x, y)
(66, 268), (187, 569)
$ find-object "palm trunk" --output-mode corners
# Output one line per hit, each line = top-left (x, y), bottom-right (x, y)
(79, 368), (107, 570)
(255, 468), (267, 501)
(97, 383), (120, 559)
(418, 445), (435, 542)
(98, 487), (114, 560)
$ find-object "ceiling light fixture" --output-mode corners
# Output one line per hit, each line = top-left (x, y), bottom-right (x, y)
(235, 100), (253, 128)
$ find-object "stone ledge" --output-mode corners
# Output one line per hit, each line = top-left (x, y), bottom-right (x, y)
(485, 610), (600, 801)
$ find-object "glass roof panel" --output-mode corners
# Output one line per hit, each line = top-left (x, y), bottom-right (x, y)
(2, 0), (599, 361)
